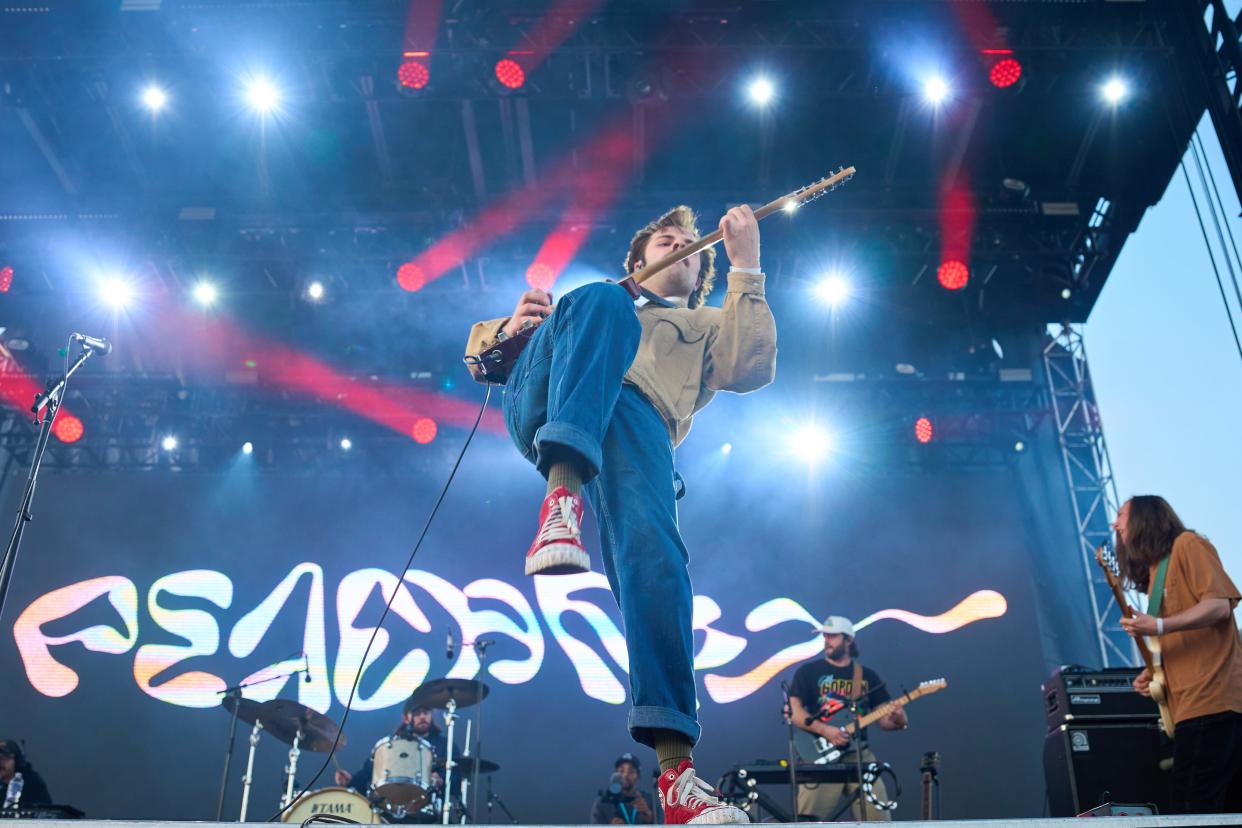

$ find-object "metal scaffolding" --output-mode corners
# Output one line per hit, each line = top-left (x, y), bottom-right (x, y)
(1042, 324), (1132, 667)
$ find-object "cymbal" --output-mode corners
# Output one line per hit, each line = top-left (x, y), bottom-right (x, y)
(441, 756), (500, 775)
(257, 699), (345, 752)
(221, 695), (267, 727)
(407, 678), (489, 710)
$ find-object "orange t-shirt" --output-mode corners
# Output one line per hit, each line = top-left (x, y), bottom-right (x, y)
(1150, 532), (1242, 725)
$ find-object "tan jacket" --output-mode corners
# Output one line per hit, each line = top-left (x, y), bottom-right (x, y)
(464, 270), (778, 445)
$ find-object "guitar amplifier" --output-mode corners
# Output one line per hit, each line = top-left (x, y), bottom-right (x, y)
(1043, 665), (1157, 729)
(1043, 721), (1172, 816)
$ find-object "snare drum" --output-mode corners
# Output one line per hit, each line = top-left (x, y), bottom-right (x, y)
(282, 787), (380, 824)
(370, 735), (437, 811)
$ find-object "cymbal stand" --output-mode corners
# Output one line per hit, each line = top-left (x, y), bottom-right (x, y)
(468, 638), (494, 823)
(440, 697), (459, 825)
(239, 720), (264, 821)
(281, 728), (304, 810)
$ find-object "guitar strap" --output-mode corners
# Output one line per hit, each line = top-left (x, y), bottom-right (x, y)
(850, 660), (863, 704)
(1148, 554), (1173, 618)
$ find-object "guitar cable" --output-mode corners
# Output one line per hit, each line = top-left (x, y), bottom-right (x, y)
(265, 382), (494, 821)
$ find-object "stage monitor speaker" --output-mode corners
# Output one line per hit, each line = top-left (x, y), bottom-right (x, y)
(1043, 720), (1173, 817)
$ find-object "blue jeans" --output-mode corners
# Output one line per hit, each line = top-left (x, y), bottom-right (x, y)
(503, 282), (700, 747)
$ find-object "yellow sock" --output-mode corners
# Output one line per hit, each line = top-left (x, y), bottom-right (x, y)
(547, 460), (584, 495)
(654, 730), (693, 773)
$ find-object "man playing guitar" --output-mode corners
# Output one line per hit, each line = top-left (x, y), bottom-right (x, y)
(1112, 496), (1242, 814)
(787, 616), (907, 821)
(464, 204), (776, 824)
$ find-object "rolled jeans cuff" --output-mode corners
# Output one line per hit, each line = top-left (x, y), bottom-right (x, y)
(628, 705), (702, 748)
(534, 421), (603, 481)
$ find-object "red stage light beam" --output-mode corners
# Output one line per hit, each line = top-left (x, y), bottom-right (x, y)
(938, 182), (975, 291)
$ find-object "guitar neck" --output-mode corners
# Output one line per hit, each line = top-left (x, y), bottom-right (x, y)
(1100, 562), (1156, 669)
(843, 692), (914, 735)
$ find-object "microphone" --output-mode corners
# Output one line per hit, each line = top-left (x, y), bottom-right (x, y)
(446, 630), (455, 660)
(72, 333), (112, 355)
(303, 653), (312, 683)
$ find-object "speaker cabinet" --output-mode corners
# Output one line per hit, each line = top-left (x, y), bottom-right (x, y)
(1043, 721), (1173, 816)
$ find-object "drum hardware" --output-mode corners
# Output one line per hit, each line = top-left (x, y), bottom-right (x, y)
(239, 719), (264, 822)
(465, 639), (494, 822)
(280, 728), (303, 810)
(440, 696), (460, 826)
(215, 658), (310, 820)
(402, 678), (489, 826)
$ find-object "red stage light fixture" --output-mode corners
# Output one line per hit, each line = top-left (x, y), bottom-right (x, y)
(526, 262), (555, 291)
(989, 58), (1023, 89)
(914, 416), (934, 444)
(937, 260), (970, 291)
(412, 417), (438, 444)
(0, 266), (12, 293)
(397, 262), (426, 292)
(398, 61), (430, 90)
(54, 414), (84, 444)
(495, 58), (525, 90)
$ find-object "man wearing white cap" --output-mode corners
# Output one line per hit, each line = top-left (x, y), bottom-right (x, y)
(786, 616), (908, 821)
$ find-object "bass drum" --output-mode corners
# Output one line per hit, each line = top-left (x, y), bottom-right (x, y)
(282, 787), (381, 824)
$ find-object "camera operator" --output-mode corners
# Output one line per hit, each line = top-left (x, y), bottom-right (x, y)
(590, 753), (654, 825)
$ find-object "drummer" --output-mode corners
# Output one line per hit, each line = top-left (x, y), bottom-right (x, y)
(335, 698), (449, 794)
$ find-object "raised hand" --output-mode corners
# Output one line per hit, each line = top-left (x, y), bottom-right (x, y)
(501, 288), (553, 339)
(719, 204), (760, 270)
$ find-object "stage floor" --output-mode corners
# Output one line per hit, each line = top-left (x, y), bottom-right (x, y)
(21, 818), (1242, 827)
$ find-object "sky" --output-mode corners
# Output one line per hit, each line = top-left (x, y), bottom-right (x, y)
(1088, 113), (1242, 590)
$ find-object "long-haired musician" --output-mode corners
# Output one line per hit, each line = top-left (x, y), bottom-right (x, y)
(1113, 495), (1242, 814)
(464, 205), (776, 824)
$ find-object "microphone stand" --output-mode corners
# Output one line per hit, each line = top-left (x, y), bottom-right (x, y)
(468, 638), (494, 823)
(485, 777), (518, 825)
(214, 661), (310, 821)
(780, 682), (799, 821)
(0, 341), (98, 624)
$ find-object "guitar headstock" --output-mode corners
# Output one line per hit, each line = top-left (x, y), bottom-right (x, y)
(786, 166), (856, 209)
(908, 678), (947, 699)
(1095, 544), (1122, 580)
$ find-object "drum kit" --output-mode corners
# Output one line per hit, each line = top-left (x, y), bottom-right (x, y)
(217, 679), (499, 825)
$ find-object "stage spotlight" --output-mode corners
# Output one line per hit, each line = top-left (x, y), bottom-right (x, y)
(936, 260), (969, 291)
(246, 78), (280, 113)
(100, 277), (134, 308)
(923, 76), (950, 105)
(748, 77), (775, 106)
(398, 60), (430, 91)
(0, 265), (12, 293)
(161, 435), (178, 452)
(242, 441), (254, 455)
(412, 417), (438, 445)
(814, 274), (851, 307)
(495, 58), (525, 90)
(721, 442), (733, 456)
(306, 280), (326, 301)
(339, 437), (353, 451)
(914, 416), (934, 444)
(54, 414), (84, 444)
(988, 58), (1022, 89)
(1014, 440), (1026, 453)
(192, 281), (218, 306)
(790, 423), (834, 463)
(142, 85), (168, 111)
(397, 262), (426, 292)
(1061, 288), (1072, 300)
(1101, 77), (1129, 105)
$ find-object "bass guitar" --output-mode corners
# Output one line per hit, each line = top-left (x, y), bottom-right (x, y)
(1093, 545), (1175, 736)
(464, 166), (856, 382)
(793, 678), (947, 764)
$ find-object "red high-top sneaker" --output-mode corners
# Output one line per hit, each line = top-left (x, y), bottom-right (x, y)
(524, 486), (590, 575)
(657, 760), (750, 824)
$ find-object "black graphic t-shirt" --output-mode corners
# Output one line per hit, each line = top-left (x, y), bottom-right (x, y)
(790, 658), (890, 743)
